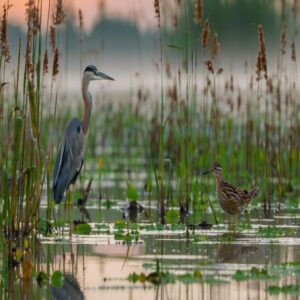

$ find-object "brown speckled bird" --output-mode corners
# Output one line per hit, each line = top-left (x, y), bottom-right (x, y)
(203, 163), (259, 227)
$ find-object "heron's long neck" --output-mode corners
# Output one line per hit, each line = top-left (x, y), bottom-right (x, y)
(82, 76), (92, 134)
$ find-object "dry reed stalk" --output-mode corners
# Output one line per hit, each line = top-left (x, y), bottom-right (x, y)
(193, 0), (202, 25)
(54, 0), (65, 26)
(43, 49), (49, 75)
(201, 19), (210, 49)
(256, 25), (268, 81)
(154, 0), (161, 27)
(52, 48), (59, 79)
(0, 3), (11, 63)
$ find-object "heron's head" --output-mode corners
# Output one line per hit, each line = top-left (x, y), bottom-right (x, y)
(203, 162), (223, 177)
(83, 65), (115, 81)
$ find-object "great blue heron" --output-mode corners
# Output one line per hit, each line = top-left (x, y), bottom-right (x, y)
(52, 65), (114, 203)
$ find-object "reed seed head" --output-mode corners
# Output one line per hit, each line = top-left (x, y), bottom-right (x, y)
(280, 24), (287, 56)
(256, 24), (268, 81)
(193, 0), (203, 25)
(0, 3), (11, 63)
(78, 9), (83, 31)
(292, 0), (298, 19)
(54, 0), (65, 26)
(43, 49), (49, 75)
(50, 26), (56, 53)
(201, 19), (210, 49)
(291, 40), (296, 62)
(204, 60), (214, 74)
(25, 0), (40, 35)
(154, 0), (161, 28)
(52, 48), (59, 79)
(212, 32), (220, 59)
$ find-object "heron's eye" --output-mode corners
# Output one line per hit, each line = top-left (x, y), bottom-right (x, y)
(77, 126), (81, 133)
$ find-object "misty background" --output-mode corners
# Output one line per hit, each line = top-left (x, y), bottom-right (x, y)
(3, 0), (299, 96)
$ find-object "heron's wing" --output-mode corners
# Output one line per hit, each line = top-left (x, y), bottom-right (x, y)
(53, 138), (66, 188)
(52, 118), (85, 202)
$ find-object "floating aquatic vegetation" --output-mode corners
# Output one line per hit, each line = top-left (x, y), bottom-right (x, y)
(267, 285), (300, 295)
(74, 223), (92, 235)
(233, 267), (279, 281)
(129, 261), (228, 285)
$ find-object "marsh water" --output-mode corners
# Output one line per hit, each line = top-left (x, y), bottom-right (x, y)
(34, 204), (300, 299)
(16, 147), (299, 300)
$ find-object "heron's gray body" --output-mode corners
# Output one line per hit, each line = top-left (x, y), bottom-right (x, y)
(52, 118), (85, 203)
(52, 65), (114, 204)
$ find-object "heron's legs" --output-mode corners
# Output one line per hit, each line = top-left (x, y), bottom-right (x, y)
(69, 185), (74, 237)
(63, 194), (68, 236)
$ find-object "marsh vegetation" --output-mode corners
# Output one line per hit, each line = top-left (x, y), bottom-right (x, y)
(0, 0), (299, 299)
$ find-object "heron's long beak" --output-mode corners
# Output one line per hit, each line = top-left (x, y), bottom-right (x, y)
(202, 169), (211, 175)
(96, 71), (115, 81)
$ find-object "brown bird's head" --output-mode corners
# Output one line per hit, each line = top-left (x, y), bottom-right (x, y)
(203, 162), (223, 177)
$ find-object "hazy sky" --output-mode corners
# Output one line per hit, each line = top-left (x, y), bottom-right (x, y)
(1, 0), (158, 31)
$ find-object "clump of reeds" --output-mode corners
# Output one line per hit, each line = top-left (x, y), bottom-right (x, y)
(193, 0), (202, 25)
(256, 24), (268, 80)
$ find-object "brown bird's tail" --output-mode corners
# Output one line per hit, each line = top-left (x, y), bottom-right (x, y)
(249, 185), (259, 199)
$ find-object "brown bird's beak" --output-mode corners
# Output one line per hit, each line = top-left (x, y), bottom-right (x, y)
(202, 169), (211, 175)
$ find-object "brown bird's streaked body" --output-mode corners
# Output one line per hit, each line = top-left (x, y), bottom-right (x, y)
(203, 163), (259, 226)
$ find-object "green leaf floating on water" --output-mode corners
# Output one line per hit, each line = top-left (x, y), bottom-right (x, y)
(51, 271), (64, 287)
(267, 285), (300, 295)
(74, 223), (92, 235)
(166, 210), (179, 225)
(127, 182), (138, 202)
